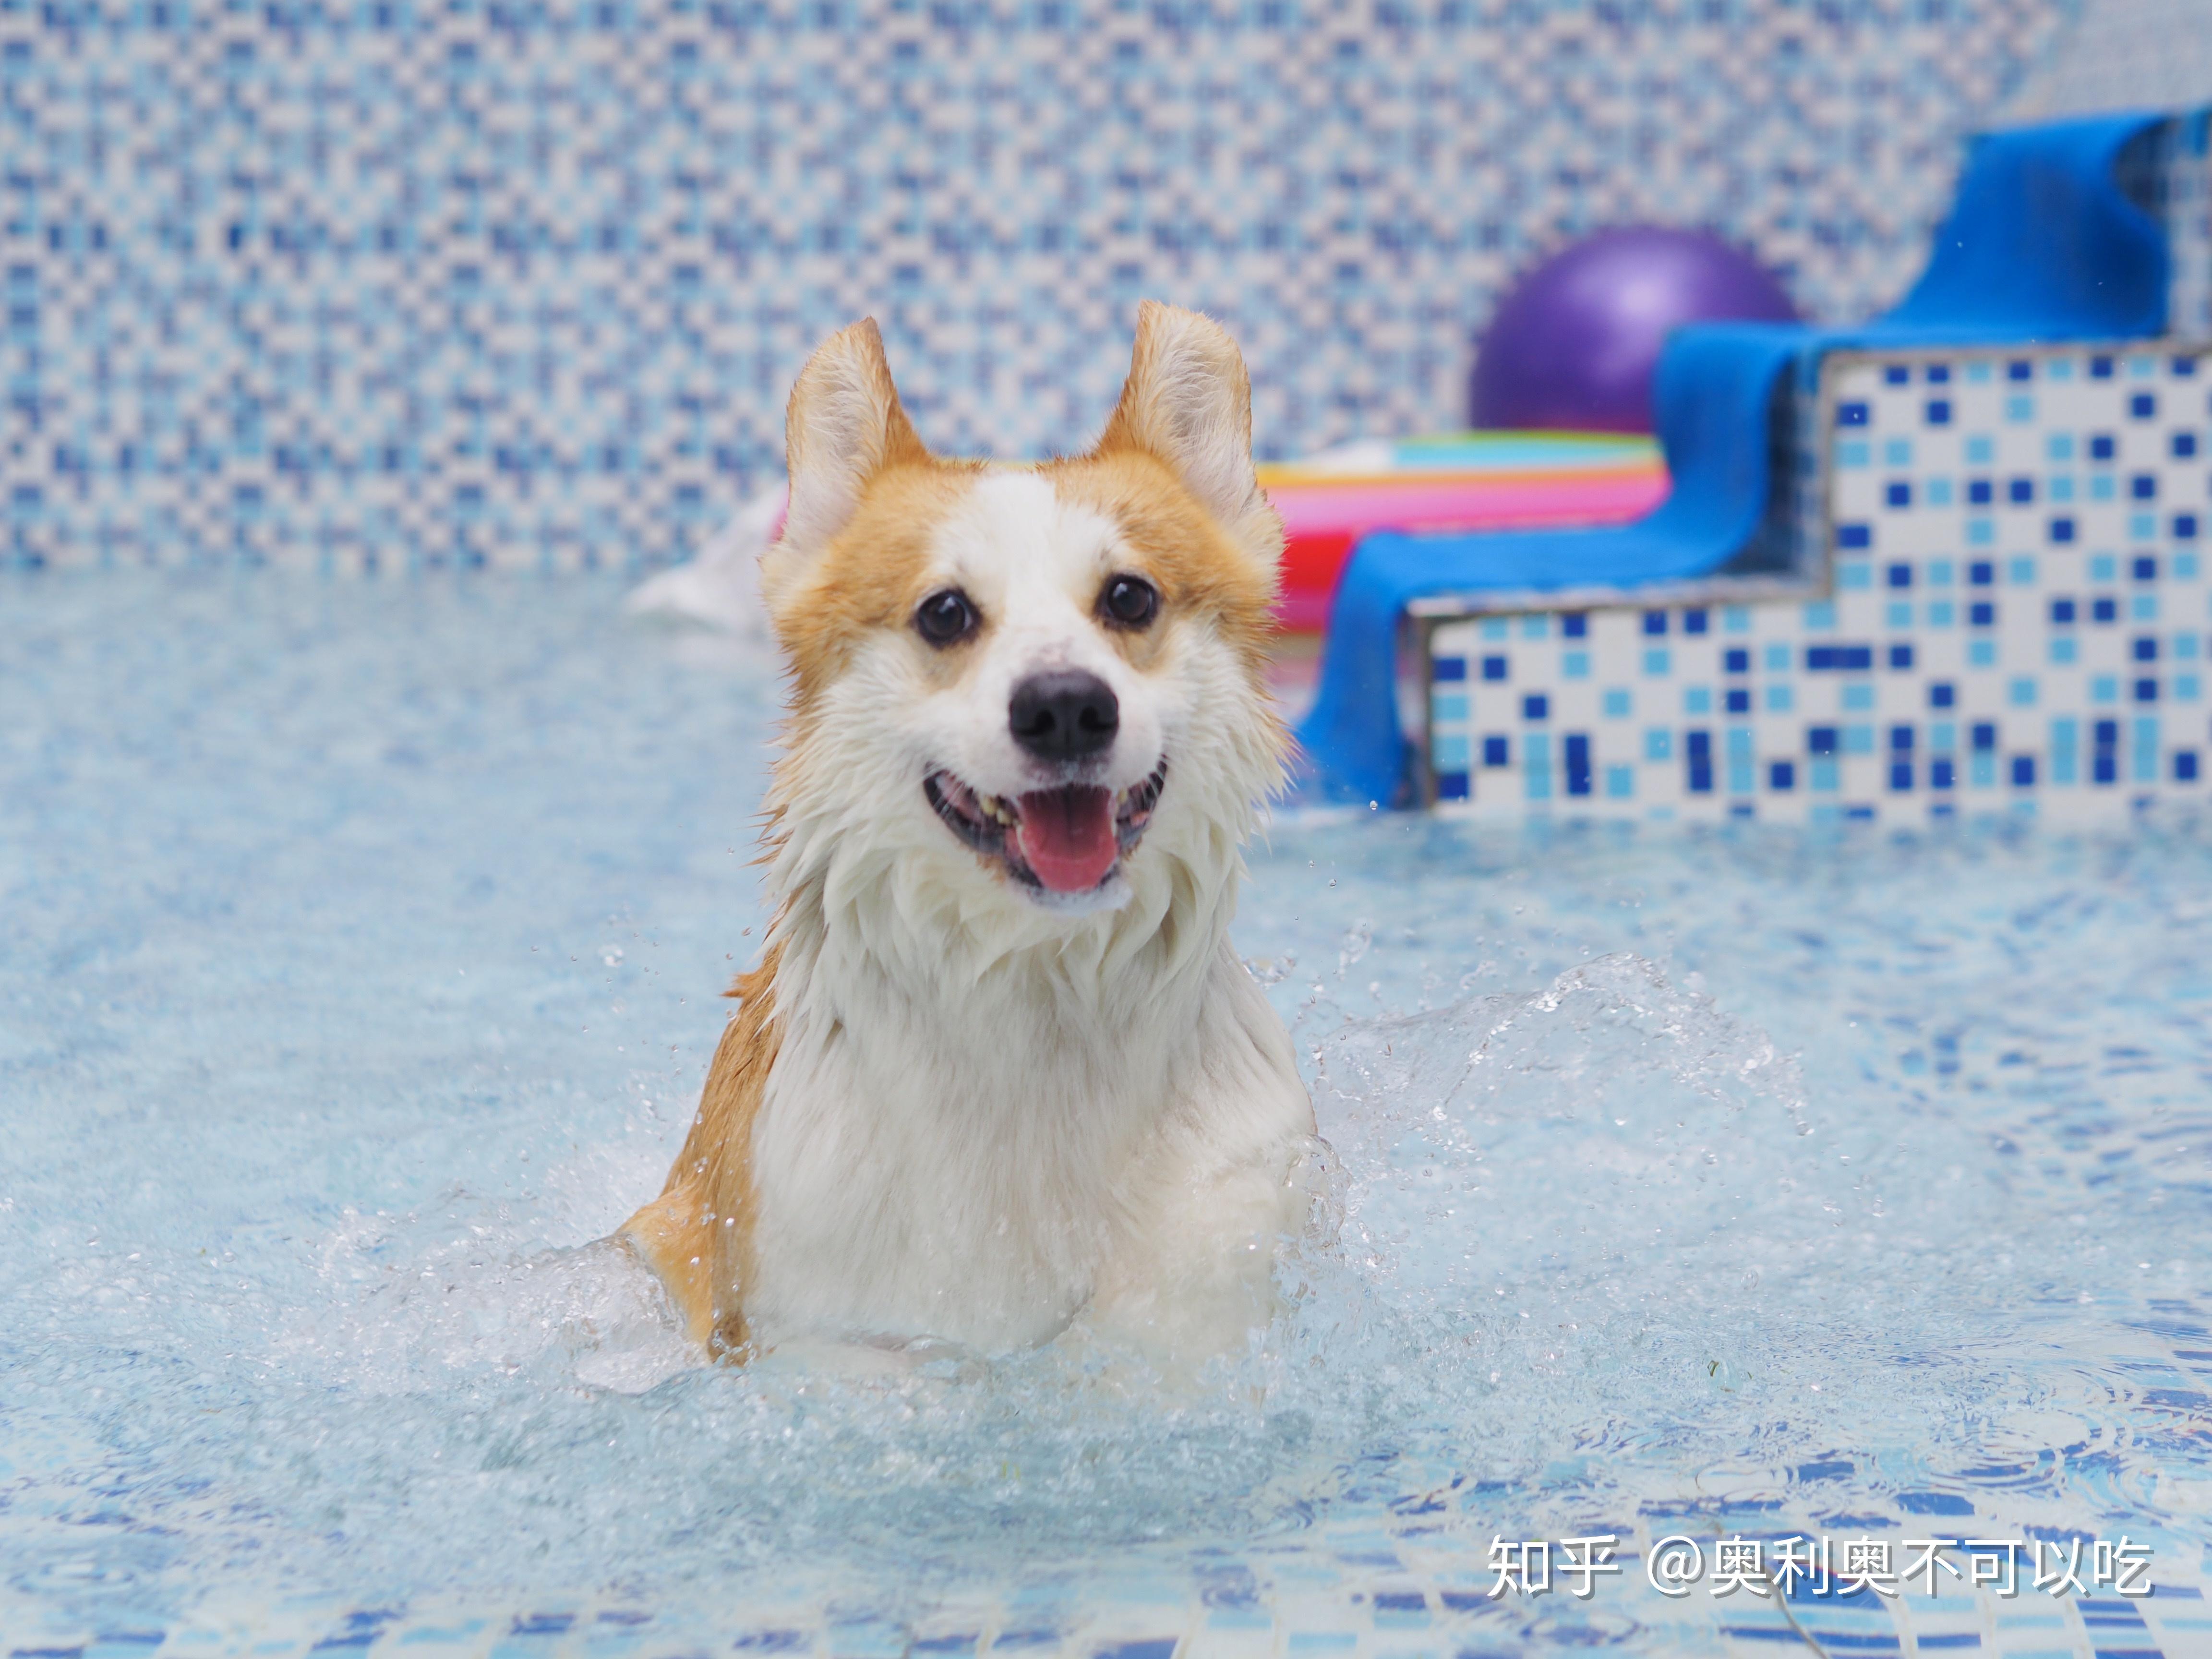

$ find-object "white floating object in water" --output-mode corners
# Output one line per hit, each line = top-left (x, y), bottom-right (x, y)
(624, 482), (788, 637)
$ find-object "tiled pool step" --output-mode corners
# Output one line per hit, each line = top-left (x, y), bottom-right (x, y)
(12, 1535), (2205, 1659)
(1418, 342), (2212, 825)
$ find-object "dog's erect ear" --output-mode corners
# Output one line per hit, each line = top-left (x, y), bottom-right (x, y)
(765, 318), (928, 600)
(1095, 301), (1277, 563)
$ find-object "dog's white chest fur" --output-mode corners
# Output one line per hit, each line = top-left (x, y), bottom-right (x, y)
(747, 899), (1310, 1352)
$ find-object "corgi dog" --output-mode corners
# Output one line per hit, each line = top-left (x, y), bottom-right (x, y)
(621, 302), (1317, 1366)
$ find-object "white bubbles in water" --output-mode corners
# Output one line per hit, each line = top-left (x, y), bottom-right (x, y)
(309, 1217), (697, 1397)
(1313, 952), (1826, 1311)
(227, 948), (2022, 1582)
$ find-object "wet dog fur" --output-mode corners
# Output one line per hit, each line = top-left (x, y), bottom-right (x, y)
(622, 302), (1316, 1366)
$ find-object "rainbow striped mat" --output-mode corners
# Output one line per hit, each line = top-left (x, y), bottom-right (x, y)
(1260, 431), (1668, 630)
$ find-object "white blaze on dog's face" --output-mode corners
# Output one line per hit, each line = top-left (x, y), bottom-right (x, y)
(759, 305), (1285, 920)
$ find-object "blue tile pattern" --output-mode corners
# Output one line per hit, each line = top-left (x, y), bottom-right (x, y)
(1424, 342), (2212, 821)
(0, 0), (2075, 571)
(5, 1511), (2207, 1655)
(2005, 0), (2212, 145)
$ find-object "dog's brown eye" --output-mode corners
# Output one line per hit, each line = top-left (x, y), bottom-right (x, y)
(1101, 575), (1158, 629)
(914, 588), (978, 647)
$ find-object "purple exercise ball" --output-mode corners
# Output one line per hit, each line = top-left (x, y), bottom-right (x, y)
(1470, 227), (1798, 433)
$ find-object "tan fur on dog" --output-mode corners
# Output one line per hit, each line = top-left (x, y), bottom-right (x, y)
(621, 943), (781, 1357)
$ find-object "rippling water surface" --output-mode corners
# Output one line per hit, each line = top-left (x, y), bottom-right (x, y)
(5, 573), (2211, 1650)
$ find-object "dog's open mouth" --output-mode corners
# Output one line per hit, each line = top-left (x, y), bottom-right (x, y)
(924, 763), (1167, 895)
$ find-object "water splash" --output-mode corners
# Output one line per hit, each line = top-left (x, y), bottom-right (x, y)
(7, 575), (2212, 1644)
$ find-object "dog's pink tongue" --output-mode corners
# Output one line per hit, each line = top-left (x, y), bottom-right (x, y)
(1014, 785), (1118, 893)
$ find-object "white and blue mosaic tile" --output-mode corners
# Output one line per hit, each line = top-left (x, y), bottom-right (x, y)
(0, 0), (2080, 573)
(1422, 341), (2212, 822)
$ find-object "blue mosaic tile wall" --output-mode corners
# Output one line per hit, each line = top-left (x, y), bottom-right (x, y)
(1423, 342), (2212, 823)
(2002, 0), (2212, 132)
(0, 0), (2077, 572)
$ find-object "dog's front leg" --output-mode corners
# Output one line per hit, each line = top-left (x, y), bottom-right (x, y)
(1086, 945), (1321, 1374)
(1087, 1149), (1315, 1376)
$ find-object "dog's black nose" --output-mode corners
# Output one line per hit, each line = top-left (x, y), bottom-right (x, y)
(1009, 671), (1119, 761)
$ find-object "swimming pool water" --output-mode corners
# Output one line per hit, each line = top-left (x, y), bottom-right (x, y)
(6, 572), (2212, 1656)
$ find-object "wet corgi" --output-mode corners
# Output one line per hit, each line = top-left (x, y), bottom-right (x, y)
(622, 302), (1317, 1364)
